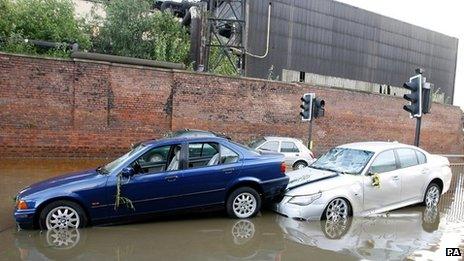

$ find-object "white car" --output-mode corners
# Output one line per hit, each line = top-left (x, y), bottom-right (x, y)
(249, 137), (315, 170)
(273, 142), (452, 221)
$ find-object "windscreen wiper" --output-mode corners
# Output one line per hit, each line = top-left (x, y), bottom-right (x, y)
(310, 166), (336, 173)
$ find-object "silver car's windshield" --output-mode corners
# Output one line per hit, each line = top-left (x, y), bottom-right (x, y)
(248, 138), (266, 149)
(310, 148), (374, 174)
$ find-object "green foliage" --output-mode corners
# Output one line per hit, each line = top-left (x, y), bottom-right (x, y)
(0, 0), (15, 38)
(92, 0), (190, 64)
(114, 173), (135, 210)
(0, 0), (90, 56)
(207, 41), (239, 76)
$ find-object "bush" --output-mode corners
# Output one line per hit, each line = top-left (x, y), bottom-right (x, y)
(90, 0), (190, 65)
(0, 0), (90, 56)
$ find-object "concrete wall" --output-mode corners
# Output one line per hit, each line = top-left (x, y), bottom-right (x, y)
(282, 69), (446, 103)
(1, 52), (463, 158)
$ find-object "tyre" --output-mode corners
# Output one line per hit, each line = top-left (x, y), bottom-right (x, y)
(293, 161), (308, 170)
(39, 200), (88, 230)
(226, 187), (261, 219)
(423, 183), (441, 208)
(322, 198), (351, 222)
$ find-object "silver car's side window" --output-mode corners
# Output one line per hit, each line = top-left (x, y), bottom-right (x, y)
(396, 148), (419, 168)
(260, 141), (279, 152)
(281, 142), (299, 153)
(415, 150), (427, 164)
(370, 150), (397, 173)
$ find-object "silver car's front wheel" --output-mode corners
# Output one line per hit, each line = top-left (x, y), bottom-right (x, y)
(424, 183), (441, 207)
(323, 198), (350, 222)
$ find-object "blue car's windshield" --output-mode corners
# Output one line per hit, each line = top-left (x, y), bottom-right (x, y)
(310, 148), (374, 175)
(100, 144), (146, 174)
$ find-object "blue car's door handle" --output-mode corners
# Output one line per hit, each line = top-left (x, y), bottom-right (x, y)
(165, 175), (178, 182)
(223, 168), (235, 174)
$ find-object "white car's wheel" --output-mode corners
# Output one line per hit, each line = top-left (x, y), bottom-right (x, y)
(293, 161), (308, 170)
(323, 198), (351, 222)
(424, 183), (441, 208)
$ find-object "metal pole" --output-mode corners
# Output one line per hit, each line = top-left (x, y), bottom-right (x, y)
(414, 117), (422, 147)
(308, 120), (313, 150)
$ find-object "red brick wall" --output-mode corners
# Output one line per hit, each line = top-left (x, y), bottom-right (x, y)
(1, 52), (463, 157)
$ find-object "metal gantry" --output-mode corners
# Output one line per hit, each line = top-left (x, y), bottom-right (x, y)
(205, 0), (246, 75)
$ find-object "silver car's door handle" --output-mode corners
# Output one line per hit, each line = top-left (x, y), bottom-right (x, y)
(295, 154), (299, 156)
(392, 176), (400, 181)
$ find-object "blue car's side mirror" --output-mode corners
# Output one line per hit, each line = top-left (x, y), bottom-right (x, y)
(121, 167), (135, 178)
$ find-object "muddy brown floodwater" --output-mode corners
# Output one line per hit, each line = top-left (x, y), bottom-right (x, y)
(0, 159), (463, 260)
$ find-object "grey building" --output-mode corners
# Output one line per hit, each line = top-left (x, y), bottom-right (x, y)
(245, 0), (458, 103)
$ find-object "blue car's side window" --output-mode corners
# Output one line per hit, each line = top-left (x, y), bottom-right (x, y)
(186, 142), (240, 169)
(187, 142), (220, 169)
(220, 145), (239, 164)
(131, 144), (182, 174)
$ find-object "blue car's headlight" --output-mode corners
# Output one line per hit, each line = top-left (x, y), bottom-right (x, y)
(288, 192), (322, 206)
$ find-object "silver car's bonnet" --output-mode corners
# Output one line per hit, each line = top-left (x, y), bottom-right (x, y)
(285, 168), (346, 196)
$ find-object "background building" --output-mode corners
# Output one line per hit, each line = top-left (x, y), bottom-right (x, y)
(245, 0), (458, 103)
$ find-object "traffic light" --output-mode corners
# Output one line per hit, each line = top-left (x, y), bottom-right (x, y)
(300, 93), (314, 121)
(313, 98), (325, 118)
(422, 81), (432, 114)
(403, 74), (422, 118)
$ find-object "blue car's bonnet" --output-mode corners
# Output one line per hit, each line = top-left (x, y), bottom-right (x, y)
(18, 169), (98, 198)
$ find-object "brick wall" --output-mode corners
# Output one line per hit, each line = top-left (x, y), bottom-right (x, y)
(1, 52), (463, 157)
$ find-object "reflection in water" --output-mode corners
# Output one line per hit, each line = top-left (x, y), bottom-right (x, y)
(45, 229), (81, 249)
(12, 218), (285, 261)
(278, 207), (442, 260)
(0, 161), (463, 260)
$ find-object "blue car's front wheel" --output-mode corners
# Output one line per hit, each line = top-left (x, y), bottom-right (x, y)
(39, 200), (88, 230)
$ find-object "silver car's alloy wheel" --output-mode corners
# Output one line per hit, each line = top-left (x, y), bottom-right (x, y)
(326, 198), (349, 222)
(232, 192), (257, 218)
(425, 185), (440, 207)
(46, 206), (80, 230)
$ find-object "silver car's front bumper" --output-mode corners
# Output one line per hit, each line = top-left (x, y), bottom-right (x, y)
(272, 196), (326, 221)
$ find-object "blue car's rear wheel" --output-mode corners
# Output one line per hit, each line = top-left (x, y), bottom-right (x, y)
(39, 200), (88, 230)
(226, 187), (261, 219)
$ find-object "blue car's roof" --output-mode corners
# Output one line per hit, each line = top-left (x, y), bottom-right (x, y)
(139, 136), (260, 158)
(141, 136), (229, 146)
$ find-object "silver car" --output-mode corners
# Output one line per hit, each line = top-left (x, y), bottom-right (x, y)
(249, 137), (316, 170)
(273, 142), (452, 221)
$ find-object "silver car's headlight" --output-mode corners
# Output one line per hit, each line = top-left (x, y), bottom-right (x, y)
(288, 192), (322, 206)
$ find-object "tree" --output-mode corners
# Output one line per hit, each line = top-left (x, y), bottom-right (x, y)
(91, 0), (190, 64)
(0, 0), (90, 56)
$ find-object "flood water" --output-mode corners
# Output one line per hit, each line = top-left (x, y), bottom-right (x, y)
(0, 159), (463, 260)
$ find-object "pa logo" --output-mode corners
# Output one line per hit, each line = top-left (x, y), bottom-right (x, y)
(446, 248), (462, 256)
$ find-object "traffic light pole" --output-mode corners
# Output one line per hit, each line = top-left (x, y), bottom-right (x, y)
(414, 117), (421, 146)
(308, 120), (313, 150)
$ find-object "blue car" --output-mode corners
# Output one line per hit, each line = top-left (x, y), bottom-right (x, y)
(14, 137), (289, 229)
